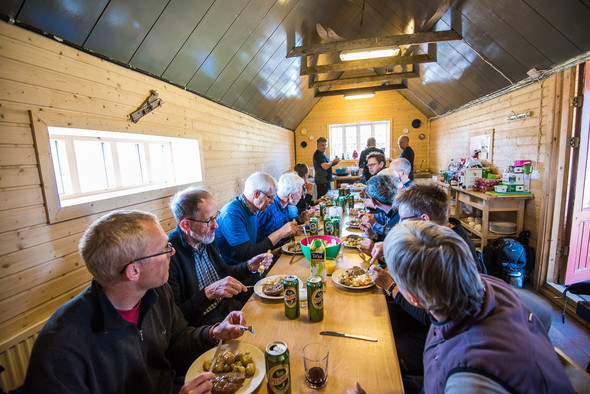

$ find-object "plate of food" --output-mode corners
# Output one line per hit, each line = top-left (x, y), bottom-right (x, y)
(282, 240), (302, 254)
(347, 218), (362, 229)
(341, 234), (364, 248)
(254, 275), (304, 300)
(185, 341), (265, 394)
(332, 267), (374, 289)
(348, 208), (365, 217)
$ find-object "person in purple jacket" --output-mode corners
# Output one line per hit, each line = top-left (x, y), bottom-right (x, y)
(349, 221), (573, 394)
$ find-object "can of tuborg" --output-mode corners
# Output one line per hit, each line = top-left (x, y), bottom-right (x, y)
(331, 217), (340, 238)
(307, 276), (324, 322)
(283, 275), (300, 319)
(319, 202), (326, 218)
(309, 217), (319, 236)
(265, 341), (291, 394)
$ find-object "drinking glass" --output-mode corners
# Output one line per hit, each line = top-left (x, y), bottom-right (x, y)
(302, 343), (329, 388)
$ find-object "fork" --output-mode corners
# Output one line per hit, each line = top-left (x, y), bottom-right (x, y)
(237, 325), (256, 338)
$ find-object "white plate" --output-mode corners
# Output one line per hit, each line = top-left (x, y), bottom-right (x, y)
(254, 275), (304, 300)
(347, 219), (361, 228)
(281, 243), (302, 255)
(331, 268), (375, 290)
(185, 341), (265, 394)
(341, 235), (365, 248)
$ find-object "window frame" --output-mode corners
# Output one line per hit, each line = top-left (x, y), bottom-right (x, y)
(30, 110), (205, 224)
(328, 120), (391, 159)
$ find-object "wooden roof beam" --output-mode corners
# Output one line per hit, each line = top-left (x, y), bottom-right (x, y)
(313, 82), (408, 98)
(309, 72), (419, 88)
(288, 30), (460, 58)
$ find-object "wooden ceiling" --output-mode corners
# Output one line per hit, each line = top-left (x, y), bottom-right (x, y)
(2, 0), (590, 130)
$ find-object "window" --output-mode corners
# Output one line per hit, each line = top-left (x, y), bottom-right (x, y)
(30, 109), (205, 224)
(48, 127), (203, 207)
(328, 121), (390, 159)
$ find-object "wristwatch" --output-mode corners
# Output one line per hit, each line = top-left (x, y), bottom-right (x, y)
(385, 282), (397, 297)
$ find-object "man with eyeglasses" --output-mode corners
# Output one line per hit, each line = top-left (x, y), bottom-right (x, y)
(168, 187), (272, 327)
(23, 210), (247, 394)
(215, 172), (300, 265)
(366, 151), (386, 179)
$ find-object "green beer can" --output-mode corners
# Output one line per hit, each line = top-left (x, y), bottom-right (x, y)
(307, 276), (324, 322)
(324, 218), (334, 236)
(309, 217), (319, 236)
(331, 217), (340, 238)
(283, 275), (300, 319)
(319, 202), (326, 218)
(348, 195), (355, 209)
(265, 341), (291, 394)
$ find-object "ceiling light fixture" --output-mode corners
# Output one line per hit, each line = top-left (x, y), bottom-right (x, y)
(344, 93), (375, 100)
(340, 47), (400, 61)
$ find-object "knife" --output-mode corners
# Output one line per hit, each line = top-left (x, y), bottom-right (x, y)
(320, 330), (378, 342)
(208, 340), (224, 372)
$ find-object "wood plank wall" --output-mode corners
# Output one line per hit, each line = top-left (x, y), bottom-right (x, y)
(430, 75), (561, 258)
(293, 91), (429, 171)
(0, 22), (293, 341)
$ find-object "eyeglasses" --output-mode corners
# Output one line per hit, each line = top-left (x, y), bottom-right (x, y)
(120, 242), (174, 274)
(260, 190), (274, 200)
(400, 214), (421, 222)
(367, 162), (379, 167)
(186, 211), (220, 227)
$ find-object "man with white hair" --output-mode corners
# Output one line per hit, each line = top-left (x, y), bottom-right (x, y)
(390, 158), (413, 189)
(215, 172), (299, 265)
(256, 172), (314, 246)
(168, 187), (272, 327)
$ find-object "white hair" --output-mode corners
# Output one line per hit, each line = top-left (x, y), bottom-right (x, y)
(277, 172), (304, 199)
(391, 158), (412, 175)
(243, 172), (277, 198)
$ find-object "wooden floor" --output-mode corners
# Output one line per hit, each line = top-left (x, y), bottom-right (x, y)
(546, 295), (590, 371)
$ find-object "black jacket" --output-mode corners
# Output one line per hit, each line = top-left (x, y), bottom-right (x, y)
(168, 226), (260, 327)
(23, 281), (211, 394)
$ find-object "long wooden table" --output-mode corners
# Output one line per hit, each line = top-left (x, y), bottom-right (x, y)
(238, 226), (403, 393)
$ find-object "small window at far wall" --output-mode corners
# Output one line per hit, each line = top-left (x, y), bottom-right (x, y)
(48, 127), (203, 207)
(328, 121), (390, 159)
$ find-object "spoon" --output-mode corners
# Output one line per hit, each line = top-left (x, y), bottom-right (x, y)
(237, 325), (256, 338)
(302, 225), (310, 246)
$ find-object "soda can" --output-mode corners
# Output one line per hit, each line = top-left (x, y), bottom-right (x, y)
(324, 219), (334, 236)
(265, 341), (291, 394)
(309, 217), (319, 236)
(307, 276), (324, 322)
(319, 202), (326, 218)
(283, 275), (300, 319)
(331, 217), (340, 238)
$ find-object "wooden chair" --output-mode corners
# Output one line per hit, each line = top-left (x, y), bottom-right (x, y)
(555, 347), (590, 394)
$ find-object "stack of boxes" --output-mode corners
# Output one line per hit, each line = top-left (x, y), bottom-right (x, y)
(495, 160), (533, 193)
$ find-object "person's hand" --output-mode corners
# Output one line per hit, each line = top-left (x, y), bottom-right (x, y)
(304, 180), (314, 194)
(371, 242), (384, 261)
(180, 372), (214, 394)
(359, 222), (377, 239)
(213, 311), (246, 341)
(299, 209), (314, 223)
(247, 252), (273, 272)
(346, 382), (366, 394)
(363, 198), (375, 209)
(359, 239), (374, 255)
(369, 264), (394, 290)
(204, 277), (246, 300)
(280, 220), (300, 239)
(359, 212), (375, 226)
(333, 157), (341, 165)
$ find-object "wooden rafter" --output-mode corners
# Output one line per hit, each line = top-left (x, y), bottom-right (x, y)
(313, 82), (407, 98)
(288, 30), (460, 58)
(309, 71), (419, 89)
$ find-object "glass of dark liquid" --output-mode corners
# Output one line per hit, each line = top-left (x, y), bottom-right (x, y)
(302, 343), (329, 388)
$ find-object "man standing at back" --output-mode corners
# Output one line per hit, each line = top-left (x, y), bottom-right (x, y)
(398, 135), (415, 180)
(313, 137), (340, 198)
(23, 210), (246, 394)
(358, 137), (383, 183)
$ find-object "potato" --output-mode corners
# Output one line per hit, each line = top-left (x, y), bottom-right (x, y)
(245, 363), (256, 377)
(203, 359), (212, 371)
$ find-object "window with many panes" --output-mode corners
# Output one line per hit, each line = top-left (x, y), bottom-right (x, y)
(328, 121), (390, 159)
(48, 127), (203, 207)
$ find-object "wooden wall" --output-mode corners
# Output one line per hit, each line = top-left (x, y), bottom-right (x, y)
(0, 22), (293, 341)
(294, 91), (429, 171)
(430, 75), (562, 256)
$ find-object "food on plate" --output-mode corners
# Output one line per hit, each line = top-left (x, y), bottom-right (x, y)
(348, 208), (363, 216)
(258, 250), (271, 274)
(203, 348), (256, 393)
(262, 276), (285, 296)
(348, 218), (361, 227)
(351, 183), (365, 188)
(210, 373), (246, 394)
(285, 240), (302, 253)
(342, 235), (362, 247)
(338, 266), (373, 287)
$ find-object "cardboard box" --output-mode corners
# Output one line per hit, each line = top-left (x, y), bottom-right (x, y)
(502, 173), (524, 184)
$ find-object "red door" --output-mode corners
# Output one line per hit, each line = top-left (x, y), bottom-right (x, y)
(565, 61), (590, 284)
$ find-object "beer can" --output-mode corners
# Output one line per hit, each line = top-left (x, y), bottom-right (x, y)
(307, 276), (324, 322)
(324, 219), (334, 236)
(265, 341), (291, 394)
(338, 188), (346, 197)
(331, 217), (340, 237)
(319, 202), (326, 218)
(309, 217), (319, 236)
(348, 195), (355, 209)
(338, 197), (347, 210)
(283, 275), (300, 319)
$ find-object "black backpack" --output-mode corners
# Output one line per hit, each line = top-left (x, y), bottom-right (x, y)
(483, 236), (527, 284)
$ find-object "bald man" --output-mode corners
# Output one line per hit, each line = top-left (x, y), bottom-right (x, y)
(397, 135), (414, 180)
